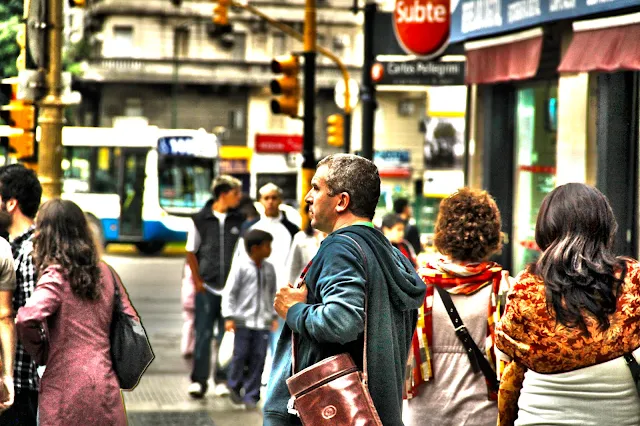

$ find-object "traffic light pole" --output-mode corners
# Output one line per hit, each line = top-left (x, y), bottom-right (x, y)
(229, 0), (352, 151)
(360, 1), (377, 161)
(301, 0), (316, 228)
(343, 112), (351, 153)
(38, 0), (64, 199)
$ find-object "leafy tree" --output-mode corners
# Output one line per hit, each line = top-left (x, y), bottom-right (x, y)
(0, 0), (24, 78)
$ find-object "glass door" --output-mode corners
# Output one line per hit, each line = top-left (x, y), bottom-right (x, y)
(512, 83), (558, 275)
(118, 149), (147, 239)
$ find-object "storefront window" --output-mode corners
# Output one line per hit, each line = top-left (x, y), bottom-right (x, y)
(512, 84), (558, 274)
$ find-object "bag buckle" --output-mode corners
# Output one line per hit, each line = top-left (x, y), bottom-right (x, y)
(287, 396), (299, 416)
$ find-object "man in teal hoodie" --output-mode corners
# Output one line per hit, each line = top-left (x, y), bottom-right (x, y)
(265, 154), (426, 425)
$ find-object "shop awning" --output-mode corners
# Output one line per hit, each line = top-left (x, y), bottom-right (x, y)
(558, 12), (640, 73)
(464, 28), (543, 85)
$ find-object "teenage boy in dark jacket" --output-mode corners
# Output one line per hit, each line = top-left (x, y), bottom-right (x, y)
(186, 175), (244, 399)
(264, 154), (426, 425)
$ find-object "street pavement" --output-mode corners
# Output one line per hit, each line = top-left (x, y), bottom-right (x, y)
(105, 249), (264, 426)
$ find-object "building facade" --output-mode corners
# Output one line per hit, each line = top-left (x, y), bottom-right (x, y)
(456, 1), (640, 273)
(70, 0), (363, 200)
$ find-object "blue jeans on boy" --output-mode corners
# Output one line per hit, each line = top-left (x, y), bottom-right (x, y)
(227, 327), (270, 404)
(191, 291), (227, 391)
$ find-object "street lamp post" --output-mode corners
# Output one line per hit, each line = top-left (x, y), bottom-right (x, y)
(38, 0), (65, 199)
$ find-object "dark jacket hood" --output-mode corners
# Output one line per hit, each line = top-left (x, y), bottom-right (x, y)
(335, 225), (425, 312)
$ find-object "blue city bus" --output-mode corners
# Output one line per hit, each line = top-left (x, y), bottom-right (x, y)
(61, 126), (218, 254)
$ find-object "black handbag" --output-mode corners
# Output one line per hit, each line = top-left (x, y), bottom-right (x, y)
(107, 264), (154, 390)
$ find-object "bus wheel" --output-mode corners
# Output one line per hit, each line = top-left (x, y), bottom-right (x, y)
(136, 242), (166, 256)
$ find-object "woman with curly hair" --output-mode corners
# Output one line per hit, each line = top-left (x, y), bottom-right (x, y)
(16, 199), (137, 425)
(403, 187), (509, 426)
(496, 183), (640, 426)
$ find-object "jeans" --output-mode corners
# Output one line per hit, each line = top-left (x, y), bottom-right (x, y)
(227, 327), (270, 404)
(190, 291), (227, 390)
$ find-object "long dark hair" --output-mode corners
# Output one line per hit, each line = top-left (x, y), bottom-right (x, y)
(33, 199), (101, 301)
(533, 183), (626, 335)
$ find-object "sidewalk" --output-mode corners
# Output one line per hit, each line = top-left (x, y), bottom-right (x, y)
(121, 284), (264, 426)
(123, 374), (263, 426)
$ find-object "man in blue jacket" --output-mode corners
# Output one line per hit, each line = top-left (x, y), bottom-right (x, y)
(265, 154), (426, 425)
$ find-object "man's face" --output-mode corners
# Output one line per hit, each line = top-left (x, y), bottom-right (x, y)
(305, 165), (339, 234)
(222, 188), (242, 209)
(260, 191), (281, 218)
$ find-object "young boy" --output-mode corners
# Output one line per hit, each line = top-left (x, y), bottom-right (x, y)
(381, 213), (417, 268)
(221, 229), (278, 409)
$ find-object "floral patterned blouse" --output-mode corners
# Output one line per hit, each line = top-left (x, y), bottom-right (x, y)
(495, 260), (640, 425)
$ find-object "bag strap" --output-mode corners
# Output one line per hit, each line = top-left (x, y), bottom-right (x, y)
(290, 233), (371, 386)
(101, 261), (122, 313)
(434, 285), (499, 393)
(624, 352), (640, 398)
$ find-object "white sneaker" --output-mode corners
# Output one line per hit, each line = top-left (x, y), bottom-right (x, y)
(213, 383), (230, 397)
(188, 382), (205, 399)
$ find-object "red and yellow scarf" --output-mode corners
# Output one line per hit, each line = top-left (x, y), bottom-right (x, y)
(405, 257), (510, 400)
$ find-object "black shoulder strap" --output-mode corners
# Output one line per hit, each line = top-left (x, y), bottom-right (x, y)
(624, 352), (640, 398)
(434, 285), (499, 393)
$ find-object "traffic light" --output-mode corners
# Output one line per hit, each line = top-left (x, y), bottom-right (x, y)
(326, 114), (344, 147)
(68, 0), (86, 7)
(211, 0), (232, 36)
(270, 55), (300, 118)
(0, 84), (37, 162)
(6, 101), (37, 161)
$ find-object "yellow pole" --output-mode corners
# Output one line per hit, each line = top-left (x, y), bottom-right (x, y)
(37, 0), (64, 199)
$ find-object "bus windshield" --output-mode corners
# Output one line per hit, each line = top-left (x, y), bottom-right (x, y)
(158, 155), (214, 210)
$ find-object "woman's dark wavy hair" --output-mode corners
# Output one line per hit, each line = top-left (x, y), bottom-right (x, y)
(533, 183), (626, 336)
(34, 199), (101, 301)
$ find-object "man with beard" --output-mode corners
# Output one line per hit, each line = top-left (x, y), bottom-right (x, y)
(264, 154), (425, 425)
(0, 164), (42, 425)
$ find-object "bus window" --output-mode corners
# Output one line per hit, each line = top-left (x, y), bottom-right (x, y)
(92, 147), (118, 194)
(62, 147), (91, 193)
(62, 146), (119, 194)
(158, 155), (213, 209)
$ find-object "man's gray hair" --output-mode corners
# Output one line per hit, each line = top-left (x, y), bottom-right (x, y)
(210, 175), (242, 199)
(258, 183), (283, 198)
(317, 154), (380, 220)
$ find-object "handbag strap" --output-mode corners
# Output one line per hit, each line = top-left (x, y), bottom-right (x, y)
(290, 233), (371, 385)
(624, 352), (640, 398)
(103, 262), (122, 313)
(434, 284), (499, 393)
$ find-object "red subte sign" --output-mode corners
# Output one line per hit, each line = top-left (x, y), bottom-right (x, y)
(393, 0), (450, 57)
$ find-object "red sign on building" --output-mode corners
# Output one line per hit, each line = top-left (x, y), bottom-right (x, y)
(393, 0), (450, 57)
(255, 134), (303, 154)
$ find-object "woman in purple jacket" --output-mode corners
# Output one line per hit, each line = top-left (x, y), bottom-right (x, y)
(16, 199), (135, 425)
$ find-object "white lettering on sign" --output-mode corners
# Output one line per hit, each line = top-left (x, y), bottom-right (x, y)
(415, 62), (461, 76)
(507, 0), (541, 23)
(389, 62), (416, 74)
(396, 0), (448, 23)
(461, 0), (503, 34)
(549, 0), (576, 12)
